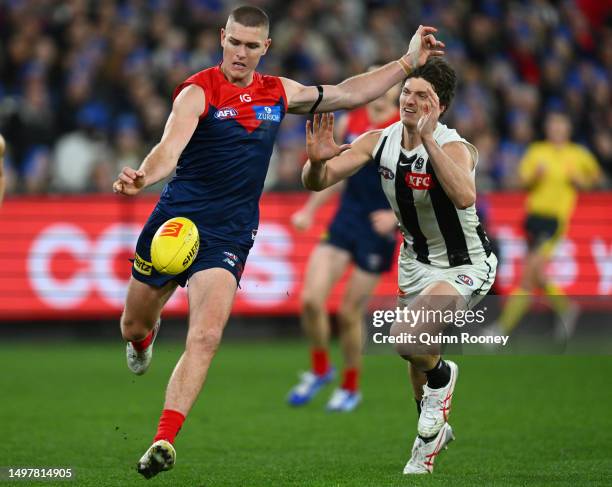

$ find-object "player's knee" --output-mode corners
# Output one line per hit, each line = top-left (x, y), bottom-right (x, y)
(120, 315), (151, 342)
(337, 303), (362, 330)
(301, 293), (325, 318)
(187, 327), (224, 355)
(390, 320), (438, 358)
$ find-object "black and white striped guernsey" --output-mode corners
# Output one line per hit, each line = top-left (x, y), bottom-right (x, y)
(372, 121), (491, 268)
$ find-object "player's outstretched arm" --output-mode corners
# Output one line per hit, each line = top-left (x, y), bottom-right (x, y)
(112, 85), (204, 195)
(283, 25), (445, 114)
(302, 113), (380, 191)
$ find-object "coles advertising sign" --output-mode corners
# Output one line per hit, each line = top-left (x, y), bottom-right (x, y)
(0, 193), (611, 320)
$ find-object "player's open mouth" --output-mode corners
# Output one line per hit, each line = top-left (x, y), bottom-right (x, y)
(403, 108), (416, 114)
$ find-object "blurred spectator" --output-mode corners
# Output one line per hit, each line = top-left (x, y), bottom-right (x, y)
(0, 0), (609, 194)
(0, 134), (5, 205)
(51, 102), (113, 192)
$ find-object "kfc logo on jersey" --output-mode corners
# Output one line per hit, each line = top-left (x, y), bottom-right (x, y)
(240, 94), (252, 103)
(405, 172), (435, 190)
(378, 166), (395, 180)
(214, 107), (239, 119)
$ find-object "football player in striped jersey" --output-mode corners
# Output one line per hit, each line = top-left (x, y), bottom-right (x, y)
(302, 57), (497, 474)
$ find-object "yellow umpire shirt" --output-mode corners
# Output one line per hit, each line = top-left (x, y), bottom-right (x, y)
(518, 141), (599, 226)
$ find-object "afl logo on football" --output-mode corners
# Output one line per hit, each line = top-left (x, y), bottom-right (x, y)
(214, 107), (238, 119)
(456, 274), (474, 287)
(378, 166), (395, 180)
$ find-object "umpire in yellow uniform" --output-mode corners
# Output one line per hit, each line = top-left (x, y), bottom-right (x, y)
(498, 112), (602, 339)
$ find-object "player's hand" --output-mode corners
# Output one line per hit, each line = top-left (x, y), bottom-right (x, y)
(405, 25), (445, 69)
(113, 167), (146, 196)
(291, 207), (314, 231)
(370, 209), (398, 236)
(306, 113), (351, 165)
(417, 86), (441, 139)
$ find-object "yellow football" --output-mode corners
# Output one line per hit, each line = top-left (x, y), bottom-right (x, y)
(151, 217), (200, 275)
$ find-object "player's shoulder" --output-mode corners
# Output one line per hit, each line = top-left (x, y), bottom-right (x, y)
(528, 141), (550, 153)
(567, 142), (593, 157)
(258, 71), (282, 87)
(348, 106), (369, 122)
(354, 128), (387, 154)
(182, 66), (218, 88)
(173, 66), (219, 102)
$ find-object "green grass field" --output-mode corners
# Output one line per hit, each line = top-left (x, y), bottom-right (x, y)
(1, 340), (611, 486)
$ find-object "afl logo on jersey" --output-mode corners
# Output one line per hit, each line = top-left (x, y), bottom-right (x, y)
(405, 172), (435, 190)
(214, 107), (239, 119)
(378, 166), (395, 180)
(254, 105), (281, 122)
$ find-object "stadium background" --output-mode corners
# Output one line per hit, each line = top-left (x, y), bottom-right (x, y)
(0, 1), (611, 486)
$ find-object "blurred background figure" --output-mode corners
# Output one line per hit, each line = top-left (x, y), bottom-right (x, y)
(491, 112), (602, 340)
(287, 81), (400, 412)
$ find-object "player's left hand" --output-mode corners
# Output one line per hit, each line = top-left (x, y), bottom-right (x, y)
(306, 113), (351, 165)
(417, 87), (441, 139)
(370, 209), (398, 236)
(405, 25), (445, 69)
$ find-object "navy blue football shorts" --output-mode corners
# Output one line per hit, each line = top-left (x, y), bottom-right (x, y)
(131, 207), (250, 287)
(324, 209), (396, 274)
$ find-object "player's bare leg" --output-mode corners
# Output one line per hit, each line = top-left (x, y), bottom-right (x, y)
(409, 364), (427, 413)
(165, 268), (237, 413)
(137, 268), (237, 479)
(288, 244), (350, 406)
(301, 244), (351, 350)
(121, 277), (178, 375)
(392, 281), (462, 473)
(327, 267), (380, 411)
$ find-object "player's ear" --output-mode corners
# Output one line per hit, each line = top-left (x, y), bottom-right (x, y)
(262, 38), (271, 55)
(220, 28), (226, 47)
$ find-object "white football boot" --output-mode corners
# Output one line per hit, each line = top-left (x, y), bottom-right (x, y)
(126, 320), (160, 375)
(326, 388), (362, 412)
(137, 439), (176, 479)
(403, 422), (454, 474)
(418, 360), (458, 438)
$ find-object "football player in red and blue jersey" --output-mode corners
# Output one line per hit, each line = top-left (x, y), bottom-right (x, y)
(112, 5), (445, 479)
(287, 82), (400, 412)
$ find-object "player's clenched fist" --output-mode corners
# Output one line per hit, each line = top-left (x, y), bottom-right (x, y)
(113, 167), (146, 196)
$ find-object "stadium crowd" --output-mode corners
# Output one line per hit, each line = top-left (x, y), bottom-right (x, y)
(0, 0), (610, 194)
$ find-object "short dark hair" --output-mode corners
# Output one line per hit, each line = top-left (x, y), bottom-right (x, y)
(406, 57), (456, 114)
(229, 6), (270, 35)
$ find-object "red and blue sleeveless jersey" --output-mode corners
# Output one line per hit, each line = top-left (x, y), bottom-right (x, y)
(338, 107), (400, 215)
(157, 66), (287, 247)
